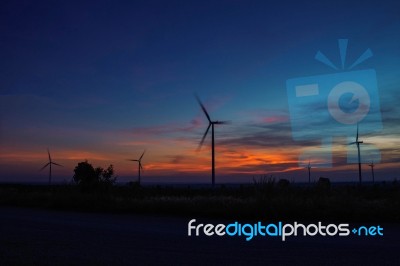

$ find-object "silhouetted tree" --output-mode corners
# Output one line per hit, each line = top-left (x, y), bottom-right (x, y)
(73, 160), (116, 191)
(97, 164), (116, 189)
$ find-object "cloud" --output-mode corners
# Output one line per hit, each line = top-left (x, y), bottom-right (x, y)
(166, 155), (186, 164)
(117, 140), (163, 147)
(125, 117), (204, 138)
(219, 122), (313, 149)
(262, 115), (289, 124)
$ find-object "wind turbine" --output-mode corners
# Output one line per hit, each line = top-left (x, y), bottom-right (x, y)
(349, 124), (363, 184)
(306, 161), (311, 184)
(128, 150), (145, 184)
(39, 148), (62, 185)
(195, 94), (228, 187)
(368, 161), (375, 183)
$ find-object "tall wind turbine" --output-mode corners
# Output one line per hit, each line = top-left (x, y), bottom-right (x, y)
(349, 124), (363, 184)
(195, 94), (228, 187)
(306, 161), (311, 184)
(39, 148), (62, 185)
(368, 161), (375, 183)
(128, 150), (145, 184)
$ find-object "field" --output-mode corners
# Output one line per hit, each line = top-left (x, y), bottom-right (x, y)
(1, 179), (399, 223)
(1, 180), (400, 264)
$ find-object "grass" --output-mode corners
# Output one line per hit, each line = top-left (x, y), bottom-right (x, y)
(0, 179), (399, 223)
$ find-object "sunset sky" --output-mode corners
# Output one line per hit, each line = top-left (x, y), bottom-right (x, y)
(1, 0), (399, 184)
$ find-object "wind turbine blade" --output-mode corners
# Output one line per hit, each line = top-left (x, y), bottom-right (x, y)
(356, 124), (359, 142)
(140, 163), (144, 171)
(214, 120), (231, 125)
(348, 142), (356, 145)
(198, 123), (211, 150)
(39, 162), (50, 171)
(47, 148), (51, 162)
(195, 94), (211, 123)
(139, 150), (146, 160)
(127, 159), (138, 161)
(52, 162), (63, 167)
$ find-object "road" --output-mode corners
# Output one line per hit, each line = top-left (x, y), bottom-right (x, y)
(0, 207), (399, 265)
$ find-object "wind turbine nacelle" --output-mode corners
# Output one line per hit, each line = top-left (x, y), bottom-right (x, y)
(347, 138), (381, 164)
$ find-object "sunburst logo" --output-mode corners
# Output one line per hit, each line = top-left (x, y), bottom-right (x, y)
(286, 39), (382, 168)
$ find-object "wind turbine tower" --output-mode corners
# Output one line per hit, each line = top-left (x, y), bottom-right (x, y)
(195, 94), (228, 187)
(128, 150), (145, 184)
(306, 161), (311, 184)
(39, 148), (62, 185)
(349, 124), (364, 184)
(368, 161), (375, 183)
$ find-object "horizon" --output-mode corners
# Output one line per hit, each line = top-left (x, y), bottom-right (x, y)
(1, 0), (399, 184)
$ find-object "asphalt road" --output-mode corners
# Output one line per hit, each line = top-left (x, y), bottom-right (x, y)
(0, 207), (399, 265)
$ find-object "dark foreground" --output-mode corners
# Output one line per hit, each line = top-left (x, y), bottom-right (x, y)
(0, 207), (399, 265)
(1, 183), (400, 222)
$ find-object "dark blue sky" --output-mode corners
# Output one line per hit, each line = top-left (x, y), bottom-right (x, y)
(1, 0), (399, 183)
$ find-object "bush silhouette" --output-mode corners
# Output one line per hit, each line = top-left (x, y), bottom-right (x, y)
(73, 160), (116, 191)
(316, 177), (331, 191)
